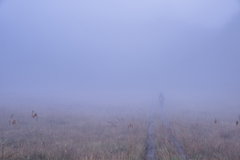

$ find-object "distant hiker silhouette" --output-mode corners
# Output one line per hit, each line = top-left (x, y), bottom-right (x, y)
(159, 92), (164, 108)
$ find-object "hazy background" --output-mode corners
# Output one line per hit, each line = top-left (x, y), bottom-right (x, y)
(0, 0), (240, 106)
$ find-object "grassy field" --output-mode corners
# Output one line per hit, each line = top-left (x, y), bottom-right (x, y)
(0, 101), (239, 160)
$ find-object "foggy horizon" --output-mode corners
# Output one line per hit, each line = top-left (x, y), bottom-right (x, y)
(1, 0), (240, 105)
(1, 1), (240, 159)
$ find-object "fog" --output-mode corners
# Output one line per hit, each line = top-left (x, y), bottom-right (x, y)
(1, 0), (240, 105)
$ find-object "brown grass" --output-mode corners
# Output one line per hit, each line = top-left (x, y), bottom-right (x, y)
(0, 103), (239, 160)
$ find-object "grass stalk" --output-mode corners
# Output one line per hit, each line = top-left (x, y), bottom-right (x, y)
(2, 144), (4, 160)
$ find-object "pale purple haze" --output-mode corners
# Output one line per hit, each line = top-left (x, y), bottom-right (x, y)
(0, 0), (240, 105)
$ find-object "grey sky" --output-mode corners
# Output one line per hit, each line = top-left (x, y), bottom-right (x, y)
(0, 0), (240, 103)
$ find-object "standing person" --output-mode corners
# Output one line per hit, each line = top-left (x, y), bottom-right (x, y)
(159, 92), (164, 108)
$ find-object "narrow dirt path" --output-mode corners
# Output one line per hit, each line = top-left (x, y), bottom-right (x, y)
(145, 93), (187, 160)
(160, 106), (186, 159)
(145, 102), (155, 160)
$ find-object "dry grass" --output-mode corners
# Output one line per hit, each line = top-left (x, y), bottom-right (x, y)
(0, 102), (239, 160)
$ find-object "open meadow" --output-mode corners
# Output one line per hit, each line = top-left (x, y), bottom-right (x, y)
(1, 100), (239, 160)
(1, 1), (240, 159)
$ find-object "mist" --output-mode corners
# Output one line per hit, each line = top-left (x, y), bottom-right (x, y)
(1, 0), (240, 105)
(1, 1), (240, 159)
